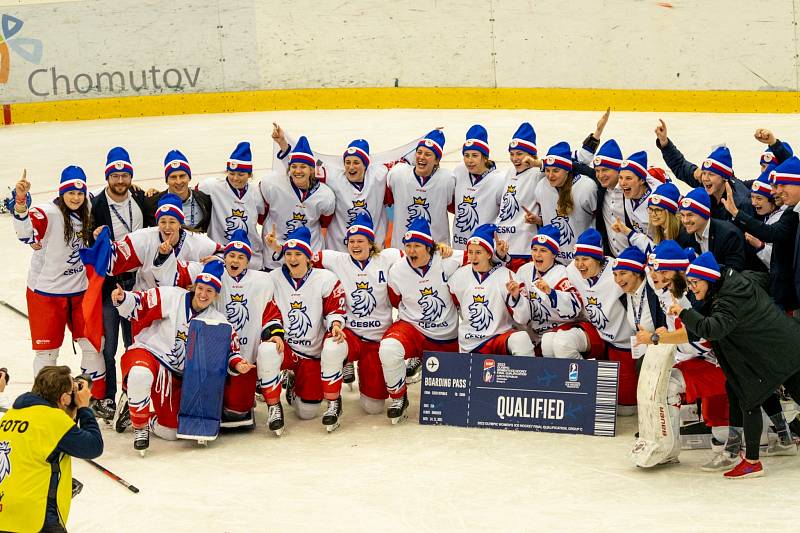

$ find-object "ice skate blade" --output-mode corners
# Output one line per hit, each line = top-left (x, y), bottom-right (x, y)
(271, 427), (284, 437)
(138, 449), (147, 458)
(390, 413), (408, 425)
(326, 422), (340, 433)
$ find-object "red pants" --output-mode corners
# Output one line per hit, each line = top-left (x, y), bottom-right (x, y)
(282, 346), (323, 403)
(475, 331), (516, 355)
(382, 320), (459, 360)
(121, 348), (182, 429)
(344, 332), (388, 400)
(26, 289), (86, 350)
(224, 368), (258, 414)
(675, 358), (729, 427)
(507, 257), (530, 273)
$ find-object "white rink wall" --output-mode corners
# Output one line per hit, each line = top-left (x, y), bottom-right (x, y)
(0, 0), (797, 104)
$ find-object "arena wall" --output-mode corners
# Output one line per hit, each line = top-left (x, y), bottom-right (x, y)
(1, 0), (798, 124)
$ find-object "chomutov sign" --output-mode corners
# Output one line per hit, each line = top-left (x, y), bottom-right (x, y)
(27, 65), (202, 96)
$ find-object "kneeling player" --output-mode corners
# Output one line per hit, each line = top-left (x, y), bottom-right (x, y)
(113, 261), (243, 454)
(379, 217), (465, 423)
(261, 227), (347, 434)
(507, 224), (581, 346)
(448, 223), (534, 356)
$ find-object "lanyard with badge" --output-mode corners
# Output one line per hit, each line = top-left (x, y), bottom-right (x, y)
(109, 199), (133, 235)
(630, 287), (648, 359)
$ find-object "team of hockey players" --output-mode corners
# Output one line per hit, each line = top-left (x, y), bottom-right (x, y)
(10, 111), (800, 478)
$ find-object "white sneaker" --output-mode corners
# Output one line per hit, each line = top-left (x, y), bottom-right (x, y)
(700, 451), (737, 472)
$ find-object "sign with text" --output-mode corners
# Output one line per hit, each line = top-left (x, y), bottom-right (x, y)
(419, 352), (619, 437)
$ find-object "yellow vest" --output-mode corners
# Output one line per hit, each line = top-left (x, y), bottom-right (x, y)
(0, 404), (75, 533)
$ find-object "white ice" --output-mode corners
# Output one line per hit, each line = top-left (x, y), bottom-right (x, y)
(0, 109), (798, 533)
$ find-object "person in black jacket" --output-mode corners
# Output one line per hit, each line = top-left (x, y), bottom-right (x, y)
(89, 147), (149, 418)
(143, 149), (212, 232)
(670, 253), (800, 479)
(724, 165), (798, 311)
(772, 156), (800, 304)
(654, 119), (753, 222)
(675, 187), (745, 271)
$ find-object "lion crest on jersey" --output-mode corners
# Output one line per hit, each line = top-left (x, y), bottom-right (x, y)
(347, 199), (370, 226)
(585, 296), (609, 330)
(529, 291), (552, 324)
(66, 234), (82, 266)
(226, 294), (249, 333)
(351, 281), (377, 317)
(455, 195), (479, 233)
(167, 329), (188, 368)
(224, 208), (248, 241)
(287, 301), (312, 338)
(284, 212), (307, 237)
(468, 294), (493, 331)
(418, 287), (446, 322)
(0, 441), (11, 484)
(550, 215), (574, 246)
(406, 197), (431, 228)
(499, 185), (519, 222)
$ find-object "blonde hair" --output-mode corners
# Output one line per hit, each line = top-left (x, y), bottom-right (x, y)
(556, 173), (575, 216)
(651, 210), (682, 244)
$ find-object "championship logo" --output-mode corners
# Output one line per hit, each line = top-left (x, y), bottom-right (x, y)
(468, 294), (493, 331)
(483, 359), (496, 383)
(351, 281), (376, 317)
(284, 212), (307, 237)
(549, 215), (574, 246)
(498, 185), (519, 221)
(418, 287), (446, 322)
(0, 441), (11, 484)
(455, 195), (479, 233)
(224, 208), (248, 241)
(168, 329), (188, 368)
(568, 362), (579, 382)
(225, 294), (249, 333)
(585, 296), (609, 330)
(287, 301), (312, 338)
(406, 196), (431, 227)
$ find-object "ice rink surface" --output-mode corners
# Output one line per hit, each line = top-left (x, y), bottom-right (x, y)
(1, 109), (799, 532)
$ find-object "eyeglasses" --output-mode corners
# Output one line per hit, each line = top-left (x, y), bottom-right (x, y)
(108, 174), (132, 182)
(687, 279), (702, 288)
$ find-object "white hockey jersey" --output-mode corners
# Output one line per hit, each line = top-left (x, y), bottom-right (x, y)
(109, 227), (221, 290)
(387, 251), (466, 341)
(495, 166), (544, 258)
(116, 286), (240, 375)
(386, 163), (455, 247)
(653, 286), (715, 364)
(258, 173), (336, 270)
(601, 185), (628, 257)
(451, 164), (506, 248)
(623, 188), (654, 238)
(757, 206), (785, 268)
(313, 248), (403, 342)
(534, 175), (598, 264)
(566, 260), (634, 349)
(197, 178), (265, 270)
(13, 202), (87, 296)
(324, 166), (391, 251)
(511, 263), (582, 334)
(268, 266), (346, 358)
(448, 263), (516, 352)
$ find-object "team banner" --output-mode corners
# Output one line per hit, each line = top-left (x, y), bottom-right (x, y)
(419, 352), (619, 437)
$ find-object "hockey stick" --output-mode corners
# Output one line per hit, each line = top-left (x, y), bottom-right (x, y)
(84, 459), (140, 493)
(0, 300), (28, 319)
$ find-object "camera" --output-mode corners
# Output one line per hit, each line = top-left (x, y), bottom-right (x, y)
(71, 373), (92, 404)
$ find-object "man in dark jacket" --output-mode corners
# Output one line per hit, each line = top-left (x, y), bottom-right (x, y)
(675, 187), (745, 271)
(90, 147), (149, 417)
(143, 149), (212, 232)
(654, 119), (754, 222)
(673, 254), (800, 478)
(0, 366), (103, 532)
(769, 155), (800, 306)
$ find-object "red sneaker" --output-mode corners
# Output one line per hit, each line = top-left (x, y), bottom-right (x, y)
(723, 458), (764, 479)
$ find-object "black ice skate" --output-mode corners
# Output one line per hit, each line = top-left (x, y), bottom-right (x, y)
(387, 394), (409, 425)
(134, 426), (149, 457)
(322, 397), (343, 433)
(283, 370), (296, 406)
(342, 361), (356, 391)
(268, 402), (285, 437)
(220, 408), (255, 430)
(115, 394), (131, 433)
(405, 358), (422, 384)
(91, 398), (116, 421)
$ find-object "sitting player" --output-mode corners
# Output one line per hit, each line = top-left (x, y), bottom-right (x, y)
(448, 223), (534, 355)
(506, 224), (581, 348)
(112, 261), (243, 454)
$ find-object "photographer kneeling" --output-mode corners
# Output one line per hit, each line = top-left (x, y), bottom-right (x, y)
(0, 366), (104, 533)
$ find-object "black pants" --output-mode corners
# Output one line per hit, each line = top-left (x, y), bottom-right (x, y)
(737, 371), (800, 460)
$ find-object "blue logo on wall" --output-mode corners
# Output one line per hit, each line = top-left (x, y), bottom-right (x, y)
(568, 362), (579, 382)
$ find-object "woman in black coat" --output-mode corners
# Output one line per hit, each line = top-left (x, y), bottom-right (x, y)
(668, 252), (800, 478)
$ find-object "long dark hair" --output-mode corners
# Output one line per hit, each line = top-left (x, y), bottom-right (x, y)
(56, 196), (92, 246)
(556, 171), (575, 216)
(669, 271), (688, 300)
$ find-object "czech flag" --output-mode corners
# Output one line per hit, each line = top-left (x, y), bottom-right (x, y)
(79, 227), (112, 352)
